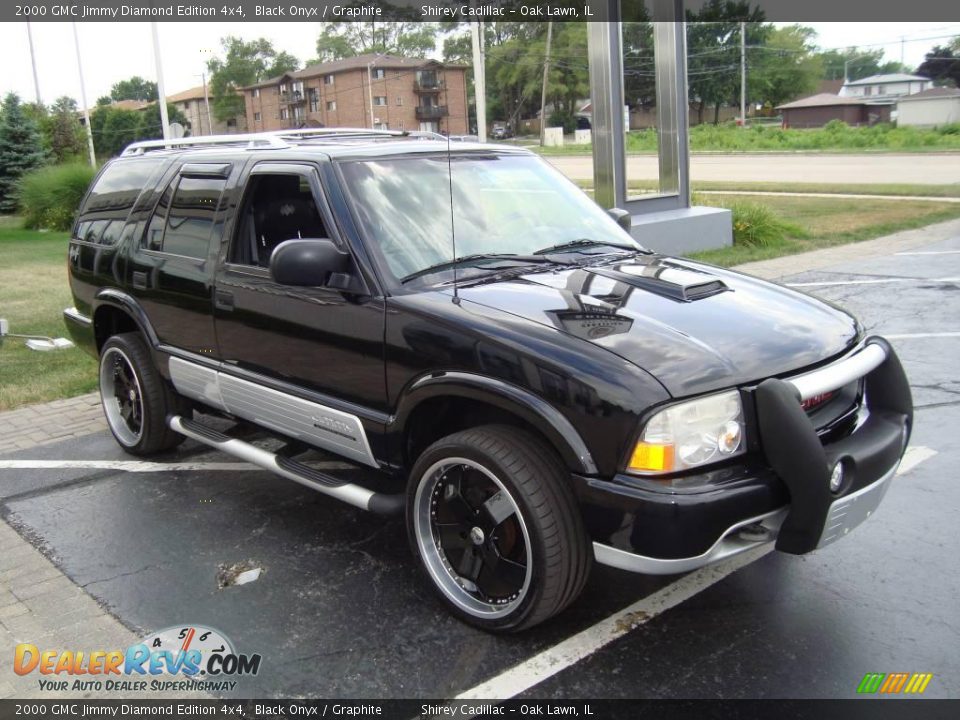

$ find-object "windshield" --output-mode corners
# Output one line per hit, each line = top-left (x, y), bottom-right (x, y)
(339, 153), (642, 283)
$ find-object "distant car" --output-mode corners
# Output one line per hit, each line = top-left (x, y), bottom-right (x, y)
(491, 125), (513, 140)
(576, 116), (592, 130)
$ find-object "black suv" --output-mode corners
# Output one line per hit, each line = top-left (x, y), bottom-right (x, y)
(64, 129), (912, 632)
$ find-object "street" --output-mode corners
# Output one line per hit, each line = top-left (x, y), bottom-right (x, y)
(545, 152), (960, 185)
(1, 222), (958, 700)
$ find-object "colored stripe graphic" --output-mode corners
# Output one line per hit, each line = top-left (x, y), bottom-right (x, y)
(904, 674), (934, 694)
(858, 672), (933, 694)
(857, 673), (885, 693)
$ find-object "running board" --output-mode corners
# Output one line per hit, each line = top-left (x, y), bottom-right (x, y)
(167, 415), (404, 515)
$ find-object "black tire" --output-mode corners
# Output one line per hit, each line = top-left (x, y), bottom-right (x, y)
(98, 333), (188, 456)
(406, 424), (592, 632)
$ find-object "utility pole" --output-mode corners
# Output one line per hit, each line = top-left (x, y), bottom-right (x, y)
(201, 72), (213, 136)
(151, 22), (171, 141)
(26, 22), (42, 106)
(901, 36), (905, 66)
(471, 20), (486, 142)
(72, 23), (96, 168)
(539, 22), (553, 146)
(740, 21), (747, 127)
(366, 61), (375, 129)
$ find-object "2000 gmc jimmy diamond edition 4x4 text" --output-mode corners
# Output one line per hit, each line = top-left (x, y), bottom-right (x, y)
(64, 129), (913, 632)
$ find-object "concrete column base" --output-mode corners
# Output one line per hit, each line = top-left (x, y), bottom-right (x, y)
(628, 206), (732, 255)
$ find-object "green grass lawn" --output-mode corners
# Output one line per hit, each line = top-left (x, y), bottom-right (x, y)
(533, 123), (960, 156)
(689, 195), (960, 267)
(0, 220), (98, 410)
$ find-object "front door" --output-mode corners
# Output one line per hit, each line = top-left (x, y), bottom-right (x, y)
(213, 162), (388, 455)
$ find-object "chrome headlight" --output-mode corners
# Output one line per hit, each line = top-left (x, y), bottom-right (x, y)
(628, 390), (746, 474)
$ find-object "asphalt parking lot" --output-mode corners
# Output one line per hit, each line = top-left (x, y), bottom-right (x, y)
(1, 230), (958, 700)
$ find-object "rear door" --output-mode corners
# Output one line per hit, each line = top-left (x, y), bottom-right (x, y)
(127, 162), (233, 355)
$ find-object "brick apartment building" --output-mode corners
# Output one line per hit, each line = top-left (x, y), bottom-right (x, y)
(167, 85), (247, 136)
(240, 54), (469, 135)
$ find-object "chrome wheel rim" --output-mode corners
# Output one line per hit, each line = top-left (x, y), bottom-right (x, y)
(99, 347), (144, 447)
(414, 457), (532, 619)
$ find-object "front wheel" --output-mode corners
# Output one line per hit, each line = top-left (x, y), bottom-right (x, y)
(99, 333), (187, 456)
(407, 425), (592, 632)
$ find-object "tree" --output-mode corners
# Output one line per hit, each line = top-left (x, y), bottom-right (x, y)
(110, 76), (158, 102)
(816, 47), (907, 81)
(623, 16), (656, 109)
(685, 1), (768, 124)
(750, 25), (823, 108)
(314, 21), (439, 62)
(48, 96), (87, 163)
(207, 37), (301, 122)
(90, 102), (188, 158)
(0, 93), (47, 213)
(916, 41), (960, 87)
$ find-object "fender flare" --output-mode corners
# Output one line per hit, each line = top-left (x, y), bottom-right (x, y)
(92, 289), (160, 349)
(392, 371), (599, 475)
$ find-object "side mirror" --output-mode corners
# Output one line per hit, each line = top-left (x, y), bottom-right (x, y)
(607, 208), (633, 233)
(270, 238), (352, 288)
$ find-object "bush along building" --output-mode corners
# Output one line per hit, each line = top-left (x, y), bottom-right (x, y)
(241, 54), (469, 135)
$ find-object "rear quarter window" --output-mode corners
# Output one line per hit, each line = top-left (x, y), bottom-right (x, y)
(76, 158), (167, 233)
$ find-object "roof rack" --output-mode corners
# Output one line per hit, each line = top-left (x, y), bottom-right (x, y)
(121, 133), (289, 157)
(120, 128), (406, 156)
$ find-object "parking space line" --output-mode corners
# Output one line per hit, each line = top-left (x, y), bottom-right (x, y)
(897, 446), (938, 475)
(886, 332), (960, 340)
(456, 546), (773, 701)
(786, 277), (960, 288)
(0, 459), (355, 472)
(457, 447), (936, 701)
(895, 251), (960, 256)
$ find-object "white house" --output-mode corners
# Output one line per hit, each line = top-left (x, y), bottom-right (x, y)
(897, 87), (960, 128)
(839, 73), (932, 100)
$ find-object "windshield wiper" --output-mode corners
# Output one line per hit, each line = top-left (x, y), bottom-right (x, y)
(400, 253), (553, 284)
(533, 238), (638, 255)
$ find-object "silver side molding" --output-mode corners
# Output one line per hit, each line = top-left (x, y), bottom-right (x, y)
(788, 342), (887, 401)
(168, 356), (378, 468)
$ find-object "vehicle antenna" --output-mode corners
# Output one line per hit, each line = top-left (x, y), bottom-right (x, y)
(446, 133), (459, 303)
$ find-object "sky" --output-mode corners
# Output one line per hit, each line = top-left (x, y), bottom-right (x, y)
(1, 21), (958, 109)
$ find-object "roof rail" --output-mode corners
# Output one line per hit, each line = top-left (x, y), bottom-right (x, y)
(120, 133), (289, 157)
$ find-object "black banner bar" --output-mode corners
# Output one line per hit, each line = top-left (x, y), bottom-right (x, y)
(4, 0), (960, 23)
(0, 699), (959, 720)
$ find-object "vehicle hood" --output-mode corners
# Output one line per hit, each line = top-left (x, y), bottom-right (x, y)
(454, 254), (860, 397)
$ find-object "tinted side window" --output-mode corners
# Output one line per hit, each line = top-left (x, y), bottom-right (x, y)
(163, 177), (226, 259)
(143, 176), (226, 259)
(144, 183), (173, 252)
(83, 158), (165, 214)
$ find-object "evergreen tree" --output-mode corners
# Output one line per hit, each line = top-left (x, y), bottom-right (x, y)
(0, 93), (47, 214)
(48, 97), (87, 163)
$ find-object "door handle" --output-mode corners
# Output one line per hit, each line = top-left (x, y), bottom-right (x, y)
(132, 271), (148, 290)
(215, 290), (234, 311)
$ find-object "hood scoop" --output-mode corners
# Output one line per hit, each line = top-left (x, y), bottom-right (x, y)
(586, 263), (729, 302)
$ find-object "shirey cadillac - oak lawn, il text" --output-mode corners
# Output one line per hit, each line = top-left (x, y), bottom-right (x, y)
(63, 128), (912, 632)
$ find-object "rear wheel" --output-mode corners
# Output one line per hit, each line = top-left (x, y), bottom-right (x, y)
(99, 333), (187, 456)
(407, 424), (591, 632)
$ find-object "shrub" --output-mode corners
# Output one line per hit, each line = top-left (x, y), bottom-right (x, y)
(726, 200), (805, 247)
(18, 162), (96, 231)
(548, 110), (577, 135)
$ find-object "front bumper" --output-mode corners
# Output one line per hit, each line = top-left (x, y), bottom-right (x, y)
(585, 336), (912, 574)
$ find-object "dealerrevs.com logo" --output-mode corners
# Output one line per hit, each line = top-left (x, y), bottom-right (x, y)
(13, 625), (261, 693)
